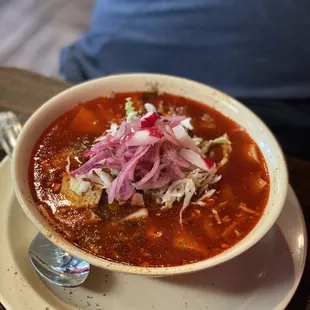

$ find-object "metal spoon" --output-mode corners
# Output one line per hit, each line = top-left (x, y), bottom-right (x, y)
(0, 111), (90, 287)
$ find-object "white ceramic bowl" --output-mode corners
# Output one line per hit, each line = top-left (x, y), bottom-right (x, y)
(12, 73), (288, 276)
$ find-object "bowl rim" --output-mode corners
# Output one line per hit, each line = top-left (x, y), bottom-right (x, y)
(11, 73), (288, 276)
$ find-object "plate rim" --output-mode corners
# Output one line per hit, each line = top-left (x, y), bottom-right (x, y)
(275, 185), (308, 310)
(0, 157), (12, 310)
(0, 157), (16, 310)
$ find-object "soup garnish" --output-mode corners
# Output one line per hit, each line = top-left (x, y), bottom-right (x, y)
(68, 98), (227, 225)
(30, 92), (269, 267)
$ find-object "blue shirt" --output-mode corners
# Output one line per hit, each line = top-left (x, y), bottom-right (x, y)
(60, 0), (310, 99)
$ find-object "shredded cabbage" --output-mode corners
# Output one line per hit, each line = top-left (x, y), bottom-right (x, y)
(162, 179), (190, 208)
(212, 135), (231, 145)
(192, 136), (203, 146)
(66, 157), (90, 196)
(86, 168), (112, 188)
(125, 97), (137, 122)
(69, 168), (112, 196)
(186, 169), (216, 187)
(69, 176), (91, 196)
(67, 156), (110, 195)
(194, 189), (216, 205)
(179, 179), (196, 224)
(201, 134), (231, 154)
(162, 178), (195, 224)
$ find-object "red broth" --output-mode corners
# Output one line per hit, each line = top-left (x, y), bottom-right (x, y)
(29, 92), (269, 267)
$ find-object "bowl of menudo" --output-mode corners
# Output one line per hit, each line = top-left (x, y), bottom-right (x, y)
(12, 74), (288, 276)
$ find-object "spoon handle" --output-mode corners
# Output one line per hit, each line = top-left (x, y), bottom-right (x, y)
(0, 111), (90, 287)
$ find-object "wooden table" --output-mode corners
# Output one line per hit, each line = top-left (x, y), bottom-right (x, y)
(0, 67), (309, 310)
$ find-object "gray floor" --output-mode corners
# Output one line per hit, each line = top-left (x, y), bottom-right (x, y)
(0, 0), (96, 77)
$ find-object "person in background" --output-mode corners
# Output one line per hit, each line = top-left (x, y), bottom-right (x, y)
(60, 0), (310, 160)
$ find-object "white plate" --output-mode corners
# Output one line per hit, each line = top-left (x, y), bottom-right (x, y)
(0, 157), (307, 310)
